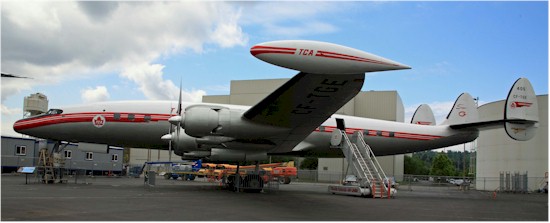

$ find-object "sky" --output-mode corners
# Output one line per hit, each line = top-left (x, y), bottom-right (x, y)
(1, 1), (548, 138)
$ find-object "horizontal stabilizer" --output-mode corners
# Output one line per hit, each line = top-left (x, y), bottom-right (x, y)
(504, 78), (539, 141)
(442, 93), (479, 126)
(411, 104), (436, 125)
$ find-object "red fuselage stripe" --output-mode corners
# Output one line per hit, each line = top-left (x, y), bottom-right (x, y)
(13, 112), (172, 131)
(251, 47), (396, 66)
(315, 126), (442, 141)
(250, 46), (296, 56)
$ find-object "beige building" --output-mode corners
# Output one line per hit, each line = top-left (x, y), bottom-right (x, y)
(475, 95), (548, 191)
(203, 78), (405, 182)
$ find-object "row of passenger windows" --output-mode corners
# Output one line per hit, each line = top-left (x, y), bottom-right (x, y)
(14, 146), (118, 162)
(112, 113), (151, 122)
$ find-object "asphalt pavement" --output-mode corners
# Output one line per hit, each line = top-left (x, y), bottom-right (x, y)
(1, 174), (547, 221)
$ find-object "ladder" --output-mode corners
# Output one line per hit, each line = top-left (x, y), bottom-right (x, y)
(335, 129), (390, 198)
(37, 148), (55, 184)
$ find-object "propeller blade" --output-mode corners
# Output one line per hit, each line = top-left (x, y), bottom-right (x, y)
(177, 79), (182, 116)
(175, 78), (183, 151)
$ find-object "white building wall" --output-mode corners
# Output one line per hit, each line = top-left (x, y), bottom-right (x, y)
(475, 95), (548, 191)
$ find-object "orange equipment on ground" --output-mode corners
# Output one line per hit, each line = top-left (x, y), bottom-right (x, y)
(200, 161), (297, 184)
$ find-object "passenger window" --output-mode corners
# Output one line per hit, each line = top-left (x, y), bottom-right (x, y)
(144, 115), (151, 122)
(113, 113), (121, 120)
(128, 114), (135, 121)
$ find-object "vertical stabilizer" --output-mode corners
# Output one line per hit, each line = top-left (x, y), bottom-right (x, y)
(441, 93), (479, 126)
(504, 78), (539, 141)
(411, 104), (436, 125)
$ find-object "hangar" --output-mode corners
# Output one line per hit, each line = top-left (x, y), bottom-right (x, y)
(475, 95), (548, 191)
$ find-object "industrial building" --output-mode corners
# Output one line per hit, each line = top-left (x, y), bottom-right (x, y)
(1, 136), (123, 175)
(475, 95), (548, 191)
(202, 78), (405, 182)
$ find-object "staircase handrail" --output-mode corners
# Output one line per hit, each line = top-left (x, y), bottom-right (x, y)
(339, 130), (374, 184)
(355, 131), (389, 191)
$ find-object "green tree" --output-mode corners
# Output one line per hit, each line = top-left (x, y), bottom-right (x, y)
(430, 153), (456, 176)
(299, 157), (318, 170)
(404, 155), (429, 175)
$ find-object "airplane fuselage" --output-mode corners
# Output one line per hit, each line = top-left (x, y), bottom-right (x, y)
(14, 100), (478, 157)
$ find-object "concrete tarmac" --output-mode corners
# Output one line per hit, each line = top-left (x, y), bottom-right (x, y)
(1, 175), (547, 221)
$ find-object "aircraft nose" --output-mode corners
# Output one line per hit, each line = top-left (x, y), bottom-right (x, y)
(13, 119), (26, 133)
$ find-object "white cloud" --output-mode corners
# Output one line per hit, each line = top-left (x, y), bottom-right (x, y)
(81, 86), (110, 103)
(238, 2), (344, 38)
(1, 1), (247, 101)
(1, 104), (22, 116)
(1, 104), (23, 137)
(1, 1), (348, 103)
(120, 63), (205, 102)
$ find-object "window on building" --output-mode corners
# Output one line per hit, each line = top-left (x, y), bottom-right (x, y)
(323, 166), (328, 171)
(112, 154), (118, 162)
(15, 145), (26, 156)
(86, 152), (93, 160)
(64, 150), (72, 159)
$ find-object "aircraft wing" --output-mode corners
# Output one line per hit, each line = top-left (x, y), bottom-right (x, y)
(243, 72), (365, 153)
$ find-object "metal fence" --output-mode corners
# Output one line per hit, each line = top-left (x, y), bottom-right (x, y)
(294, 170), (547, 193)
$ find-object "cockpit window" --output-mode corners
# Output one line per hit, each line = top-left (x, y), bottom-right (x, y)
(46, 109), (63, 115)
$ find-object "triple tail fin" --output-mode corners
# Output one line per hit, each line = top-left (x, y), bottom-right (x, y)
(504, 78), (539, 141)
(446, 78), (539, 141)
(441, 93), (479, 126)
(411, 104), (436, 125)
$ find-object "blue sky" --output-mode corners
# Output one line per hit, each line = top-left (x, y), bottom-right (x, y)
(1, 1), (548, 137)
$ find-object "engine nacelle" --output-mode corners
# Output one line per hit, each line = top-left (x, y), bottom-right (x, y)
(172, 133), (198, 156)
(210, 148), (267, 161)
(183, 105), (288, 138)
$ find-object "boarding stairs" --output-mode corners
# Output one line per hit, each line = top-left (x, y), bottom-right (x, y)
(334, 129), (390, 198)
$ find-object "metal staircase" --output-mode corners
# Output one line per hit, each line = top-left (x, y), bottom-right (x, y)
(335, 129), (391, 198)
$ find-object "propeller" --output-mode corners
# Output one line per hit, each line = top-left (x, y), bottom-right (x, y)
(162, 79), (184, 156)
